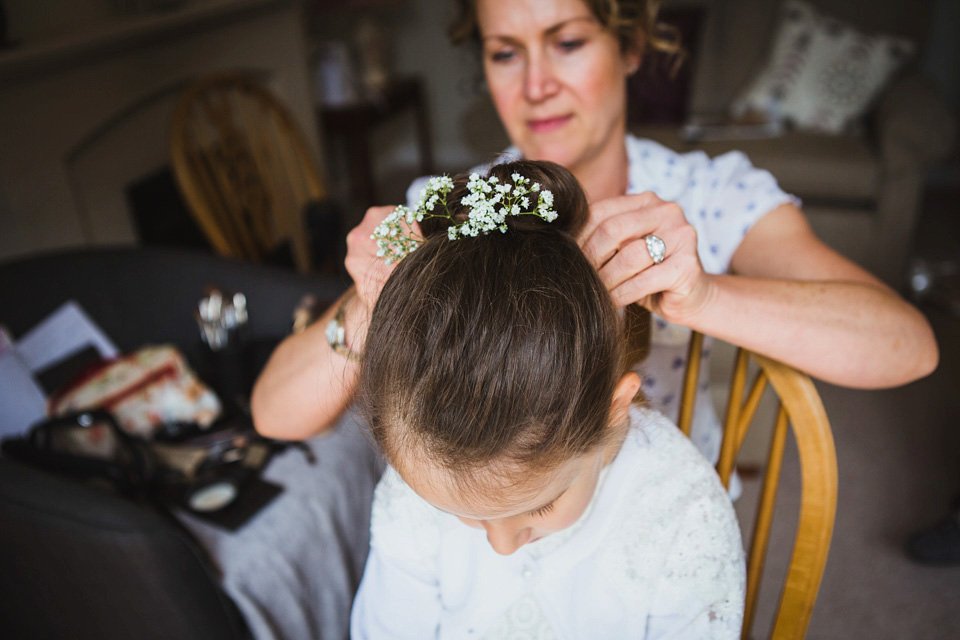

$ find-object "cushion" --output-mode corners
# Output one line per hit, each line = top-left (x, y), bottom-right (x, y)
(731, 0), (913, 134)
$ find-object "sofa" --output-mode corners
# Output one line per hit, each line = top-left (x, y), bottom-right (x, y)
(0, 247), (350, 640)
(631, 0), (957, 285)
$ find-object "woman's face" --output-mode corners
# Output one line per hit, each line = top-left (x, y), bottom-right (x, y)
(476, 0), (639, 176)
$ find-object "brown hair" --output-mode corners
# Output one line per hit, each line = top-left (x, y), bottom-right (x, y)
(360, 160), (626, 490)
(448, 0), (682, 60)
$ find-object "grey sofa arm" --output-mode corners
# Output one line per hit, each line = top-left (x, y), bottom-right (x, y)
(877, 73), (957, 171)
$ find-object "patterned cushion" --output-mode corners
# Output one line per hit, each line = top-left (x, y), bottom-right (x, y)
(730, 0), (913, 134)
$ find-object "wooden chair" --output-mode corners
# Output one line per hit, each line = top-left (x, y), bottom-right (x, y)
(677, 332), (838, 640)
(170, 72), (326, 272)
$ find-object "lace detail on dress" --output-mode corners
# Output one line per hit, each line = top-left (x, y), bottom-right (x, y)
(370, 467), (443, 558)
(605, 409), (745, 637)
(482, 595), (557, 640)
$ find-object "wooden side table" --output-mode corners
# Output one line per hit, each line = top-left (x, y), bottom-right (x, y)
(319, 76), (434, 210)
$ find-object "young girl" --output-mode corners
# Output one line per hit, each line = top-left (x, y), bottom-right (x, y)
(351, 160), (745, 639)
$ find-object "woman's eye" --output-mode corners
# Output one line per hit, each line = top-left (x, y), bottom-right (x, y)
(489, 49), (516, 63)
(557, 39), (585, 53)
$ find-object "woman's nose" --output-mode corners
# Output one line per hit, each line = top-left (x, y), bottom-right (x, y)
(483, 521), (533, 555)
(524, 52), (560, 103)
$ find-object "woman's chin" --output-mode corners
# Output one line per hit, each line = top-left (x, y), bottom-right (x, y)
(521, 144), (581, 171)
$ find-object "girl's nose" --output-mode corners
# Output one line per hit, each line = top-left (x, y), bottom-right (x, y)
(483, 521), (533, 555)
(524, 52), (560, 103)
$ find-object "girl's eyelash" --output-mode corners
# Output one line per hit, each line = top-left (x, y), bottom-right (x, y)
(531, 502), (556, 517)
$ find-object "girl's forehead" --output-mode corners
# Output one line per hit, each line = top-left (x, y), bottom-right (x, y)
(399, 451), (596, 520)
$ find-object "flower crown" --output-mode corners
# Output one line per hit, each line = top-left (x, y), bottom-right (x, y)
(372, 172), (559, 264)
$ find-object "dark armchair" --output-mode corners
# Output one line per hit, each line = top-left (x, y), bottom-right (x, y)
(0, 459), (250, 640)
(0, 247), (346, 639)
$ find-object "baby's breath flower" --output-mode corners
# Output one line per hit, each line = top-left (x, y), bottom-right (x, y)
(371, 170), (560, 263)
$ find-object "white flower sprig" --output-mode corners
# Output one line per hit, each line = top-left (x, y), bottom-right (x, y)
(371, 172), (558, 264)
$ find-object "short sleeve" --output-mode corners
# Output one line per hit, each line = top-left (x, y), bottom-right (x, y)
(351, 467), (443, 639)
(691, 150), (799, 273)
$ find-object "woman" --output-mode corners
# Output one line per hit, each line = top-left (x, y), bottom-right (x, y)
(252, 0), (937, 449)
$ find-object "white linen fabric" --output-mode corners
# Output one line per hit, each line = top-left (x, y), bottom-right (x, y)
(406, 134), (797, 467)
(350, 407), (745, 639)
(731, 0), (913, 134)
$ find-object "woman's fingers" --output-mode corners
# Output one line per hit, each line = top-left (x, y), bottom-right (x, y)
(579, 191), (665, 241)
(596, 220), (693, 290)
(345, 205), (402, 308)
(583, 195), (690, 280)
(582, 193), (712, 321)
(582, 210), (659, 268)
(608, 249), (705, 311)
(581, 195), (686, 269)
(595, 235), (657, 288)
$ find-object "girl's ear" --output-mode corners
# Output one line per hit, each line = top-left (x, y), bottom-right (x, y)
(602, 372), (641, 463)
(611, 372), (641, 421)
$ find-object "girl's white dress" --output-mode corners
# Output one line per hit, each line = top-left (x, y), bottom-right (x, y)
(350, 407), (745, 639)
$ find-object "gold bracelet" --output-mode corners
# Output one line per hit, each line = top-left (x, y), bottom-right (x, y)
(324, 291), (362, 362)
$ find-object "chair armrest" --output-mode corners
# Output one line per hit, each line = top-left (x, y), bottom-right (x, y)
(876, 73), (957, 171)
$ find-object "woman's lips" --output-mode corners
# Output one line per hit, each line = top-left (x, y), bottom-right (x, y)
(527, 114), (572, 134)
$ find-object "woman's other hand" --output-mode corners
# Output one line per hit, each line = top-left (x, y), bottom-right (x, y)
(251, 204), (405, 439)
(345, 205), (404, 313)
(580, 192), (714, 324)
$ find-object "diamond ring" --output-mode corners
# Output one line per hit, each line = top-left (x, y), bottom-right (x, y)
(644, 234), (666, 265)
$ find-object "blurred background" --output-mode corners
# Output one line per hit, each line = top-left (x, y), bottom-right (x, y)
(0, 1), (958, 638)
(2, 0), (957, 277)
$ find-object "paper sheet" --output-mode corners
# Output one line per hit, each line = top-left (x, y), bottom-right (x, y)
(16, 300), (118, 371)
(0, 301), (118, 438)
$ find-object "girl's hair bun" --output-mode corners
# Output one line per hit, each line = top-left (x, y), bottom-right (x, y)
(418, 159), (589, 240)
(361, 159), (623, 481)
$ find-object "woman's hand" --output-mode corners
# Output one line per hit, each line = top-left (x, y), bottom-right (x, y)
(251, 204), (407, 439)
(579, 192), (713, 325)
(344, 205), (403, 313)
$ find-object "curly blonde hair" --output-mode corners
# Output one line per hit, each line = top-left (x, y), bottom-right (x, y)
(448, 0), (683, 61)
